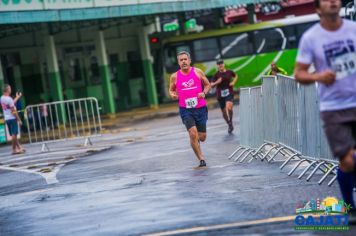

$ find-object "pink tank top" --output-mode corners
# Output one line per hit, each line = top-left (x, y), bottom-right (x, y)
(176, 67), (207, 108)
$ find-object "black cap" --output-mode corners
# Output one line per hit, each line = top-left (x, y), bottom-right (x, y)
(216, 59), (224, 65)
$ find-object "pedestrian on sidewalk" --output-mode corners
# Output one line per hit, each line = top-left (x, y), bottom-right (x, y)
(0, 84), (25, 154)
(169, 51), (211, 168)
(211, 59), (238, 134)
(295, 0), (356, 221)
(40, 100), (49, 130)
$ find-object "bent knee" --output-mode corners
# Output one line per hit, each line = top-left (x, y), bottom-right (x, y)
(199, 137), (206, 142)
(188, 129), (198, 140)
(199, 134), (207, 142)
(339, 150), (355, 172)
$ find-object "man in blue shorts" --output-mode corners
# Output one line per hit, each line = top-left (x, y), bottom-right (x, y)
(169, 51), (211, 168)
(1, 84), (24, 154)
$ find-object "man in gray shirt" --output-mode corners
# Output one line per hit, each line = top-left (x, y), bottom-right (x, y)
(1, 84), (24, 154)
(295, 0), (356, 217)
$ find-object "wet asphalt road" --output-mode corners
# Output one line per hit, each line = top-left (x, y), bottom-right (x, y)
(0, 107), (355, 235)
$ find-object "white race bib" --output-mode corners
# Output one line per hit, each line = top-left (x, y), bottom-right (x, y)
(185, 97), (198, 108)
(221, 89), (230, 97)
(330, 52), (356, 80)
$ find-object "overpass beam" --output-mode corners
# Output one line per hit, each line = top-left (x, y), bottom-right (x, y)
(95, 30), (116, 115)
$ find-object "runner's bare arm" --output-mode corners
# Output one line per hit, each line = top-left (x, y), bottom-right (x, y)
(211, 78), (222, 87)
(169, 73), (178, 100)
(13, 92), (22, 104)
(196, 68), (211, 98)
(230, 73), (238, 87)
(10, 107), (22, 125)
(295, 62), (335, 86)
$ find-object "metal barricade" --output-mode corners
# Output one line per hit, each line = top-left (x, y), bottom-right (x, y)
(262, 77), (279, 143)
(230, 87), (264, 163)
(228, 74), (337, 186)
(276, 76), (302, 151)
(239, 88), (250, 147)
(25, 97), (102, 152)
(250, 86), (264, 148)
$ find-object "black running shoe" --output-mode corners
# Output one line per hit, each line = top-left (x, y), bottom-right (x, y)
(228, 122), (234, 134)
(199, 160), (207, 167)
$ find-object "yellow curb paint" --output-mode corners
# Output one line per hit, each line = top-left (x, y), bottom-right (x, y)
(150, 104), (159, 109)
(106, 113), (117, 119)
(144, 215), (296, 236)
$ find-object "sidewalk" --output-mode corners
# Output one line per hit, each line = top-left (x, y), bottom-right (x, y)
(0, 97), (227, 145)
(100, 97), (221, 131)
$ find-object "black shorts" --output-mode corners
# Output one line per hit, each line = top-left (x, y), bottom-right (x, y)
(179, 106), (208, 132)
(217, 94), (234, 109)
(320, 108), (356, 160)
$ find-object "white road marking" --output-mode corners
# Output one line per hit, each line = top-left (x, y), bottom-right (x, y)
(0, 147), (111, 184)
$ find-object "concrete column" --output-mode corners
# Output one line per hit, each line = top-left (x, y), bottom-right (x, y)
(95, 30), (116, 115)
(44, 35), (63, 102)
(117, 61), (130, 110)
(44, 34), (66, 122)
(247, 4), (256, 24)
(138, 27), (159, 108)
(13, 65), (26, 107)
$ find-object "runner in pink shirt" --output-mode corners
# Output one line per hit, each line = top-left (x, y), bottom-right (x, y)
(169, 51), (211, 168)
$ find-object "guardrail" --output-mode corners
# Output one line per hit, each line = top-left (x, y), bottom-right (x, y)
(230, 75), (337, 186)
(25, 97), (102, 152)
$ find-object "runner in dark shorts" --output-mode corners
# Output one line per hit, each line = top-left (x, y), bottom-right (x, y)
(179, 106), (208, 133)
(321, 109), (356, 160)
(211, 59), (238, 134)
(295, 0), (356, 221)
(169, 51), (211, 168)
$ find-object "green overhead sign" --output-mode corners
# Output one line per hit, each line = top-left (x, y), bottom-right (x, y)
(163, 19), (179, 32)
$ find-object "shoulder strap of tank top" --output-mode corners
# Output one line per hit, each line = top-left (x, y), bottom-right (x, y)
(192, 67), (201, 80)
(175, 71), (179, 85)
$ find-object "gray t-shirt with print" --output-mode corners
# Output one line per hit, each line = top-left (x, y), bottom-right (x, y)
(296, 19), (356, 112)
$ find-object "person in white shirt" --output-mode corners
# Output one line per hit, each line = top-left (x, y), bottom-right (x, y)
(1, 84), (25, 154)
(295, 0), (356, 219)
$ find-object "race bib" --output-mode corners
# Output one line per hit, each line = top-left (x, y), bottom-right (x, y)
(185, 97), (198, 108)
(221, 89), (230, 97)
(330, 52), (356, 80)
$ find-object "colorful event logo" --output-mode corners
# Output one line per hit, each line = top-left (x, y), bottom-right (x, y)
(294, 197), (350, 231)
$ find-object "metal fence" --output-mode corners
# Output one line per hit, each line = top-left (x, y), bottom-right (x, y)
(24, 97), (102, 152)
(229, 75), (337, 186)
(239, 86), (264, 148)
